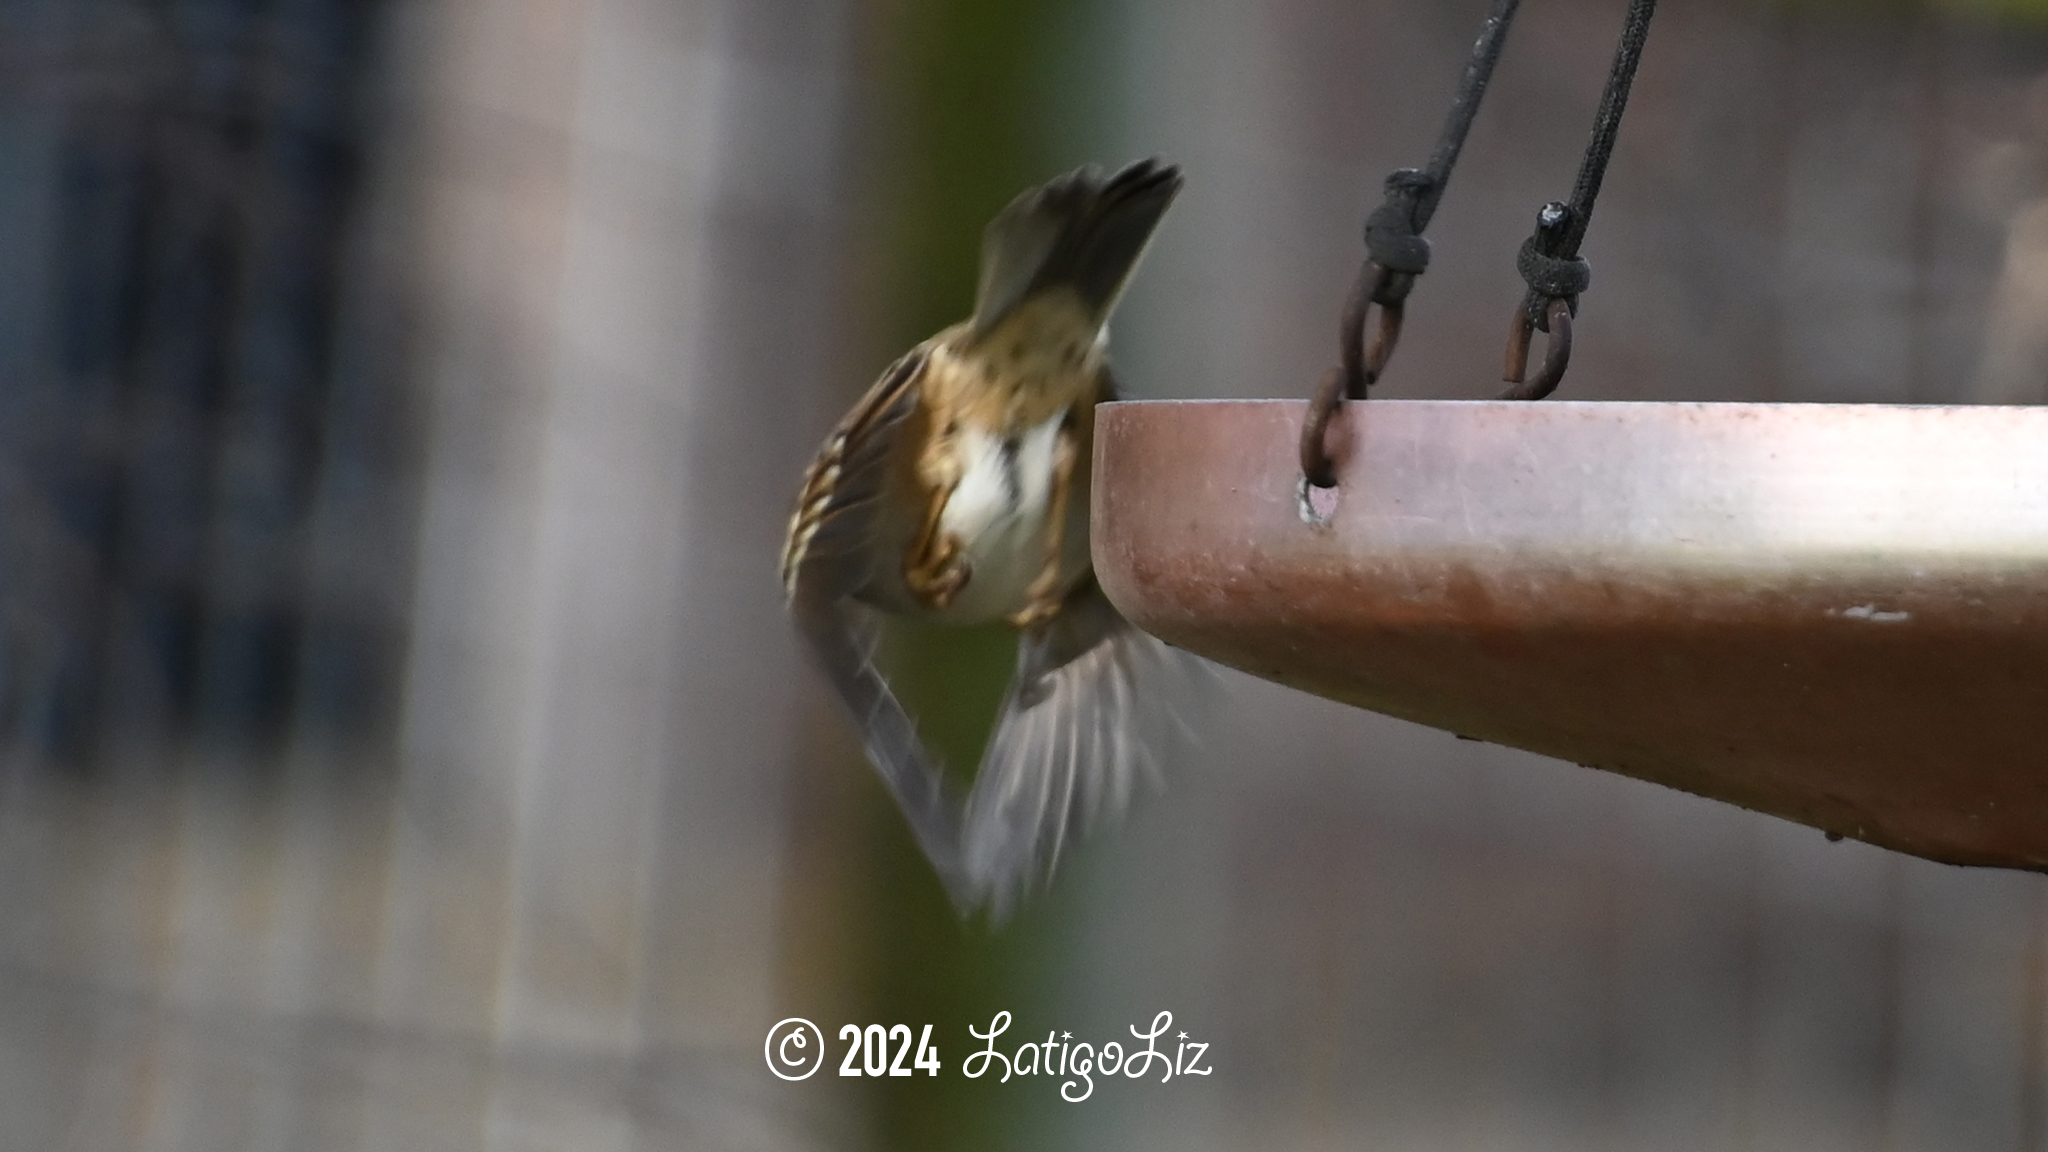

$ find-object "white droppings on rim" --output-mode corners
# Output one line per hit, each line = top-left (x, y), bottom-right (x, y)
(1836, 604), (1912, 623)
(1297, 474), (1340, 526)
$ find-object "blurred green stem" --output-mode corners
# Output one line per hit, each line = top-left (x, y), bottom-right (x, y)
(855, 1), (1099, 1149)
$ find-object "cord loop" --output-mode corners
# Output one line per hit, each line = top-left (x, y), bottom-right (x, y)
(1363, 170), (1436, 284)
(1300, 0), (1524, 491)
(1497, 0), (1657, 398)
(1514, 201), (1590, 328)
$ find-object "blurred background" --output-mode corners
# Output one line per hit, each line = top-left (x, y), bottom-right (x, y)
(0, 0), (2044, 1148)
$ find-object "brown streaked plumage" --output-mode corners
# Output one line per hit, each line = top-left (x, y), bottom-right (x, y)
(782, 159), (1197, 917)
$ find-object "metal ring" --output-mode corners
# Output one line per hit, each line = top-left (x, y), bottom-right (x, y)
(1498, 297), (1573, 401)
(1338, 265), (1373, 399)
(1365, 295), (1403, 394)
(1303, 263), (1406, 491)
(1338, 263), (1404, 400)
(1300, 366), (1347, 489)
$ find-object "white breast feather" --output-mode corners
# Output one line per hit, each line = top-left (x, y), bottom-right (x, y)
(935, 413), (1065, 623)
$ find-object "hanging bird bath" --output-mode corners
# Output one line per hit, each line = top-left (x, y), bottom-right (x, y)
(1091, 399), (2048, 870)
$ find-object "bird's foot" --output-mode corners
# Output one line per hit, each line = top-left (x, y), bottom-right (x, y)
(905, 535), (970, 609)
(1007, 593), (1062, 631)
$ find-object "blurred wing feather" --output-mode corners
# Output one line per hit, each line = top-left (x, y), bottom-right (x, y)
(784, 349), (974, 910)
(781, 348), (925, 599)
(788, 593), (972, 910)
(962, 580), (1204, 919)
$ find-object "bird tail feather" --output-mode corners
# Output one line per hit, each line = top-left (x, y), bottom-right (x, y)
(974, 159), (1184, 337)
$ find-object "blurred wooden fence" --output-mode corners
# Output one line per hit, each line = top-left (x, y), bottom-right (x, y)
(0, 1), (2043, 1150)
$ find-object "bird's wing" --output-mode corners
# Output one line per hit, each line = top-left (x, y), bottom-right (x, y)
(975, 158), (1184, 337)
(782, 349), (924, 599)
(961, 578), (1203, 919)
(789, 594), (973, 910)
(784, 350), (975, 910)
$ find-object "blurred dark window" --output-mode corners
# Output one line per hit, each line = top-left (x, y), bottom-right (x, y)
(0, 0), (411, 770)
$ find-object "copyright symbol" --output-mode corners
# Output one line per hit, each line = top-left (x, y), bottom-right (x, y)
(765, 1018), (825, 1080)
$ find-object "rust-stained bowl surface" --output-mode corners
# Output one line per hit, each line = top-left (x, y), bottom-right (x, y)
(1091, 399), (2048, 871)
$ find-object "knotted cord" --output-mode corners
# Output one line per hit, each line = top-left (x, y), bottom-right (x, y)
(1302, 0), (1522, 488)
(1502, 0), (1659, 400)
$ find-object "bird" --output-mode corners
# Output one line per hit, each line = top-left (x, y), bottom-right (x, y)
(781, 158), (1195, 918)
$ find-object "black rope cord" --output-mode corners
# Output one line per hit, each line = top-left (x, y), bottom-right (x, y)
(1302, 0), (1521, 490)
(1501, 0), (1658, 401)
